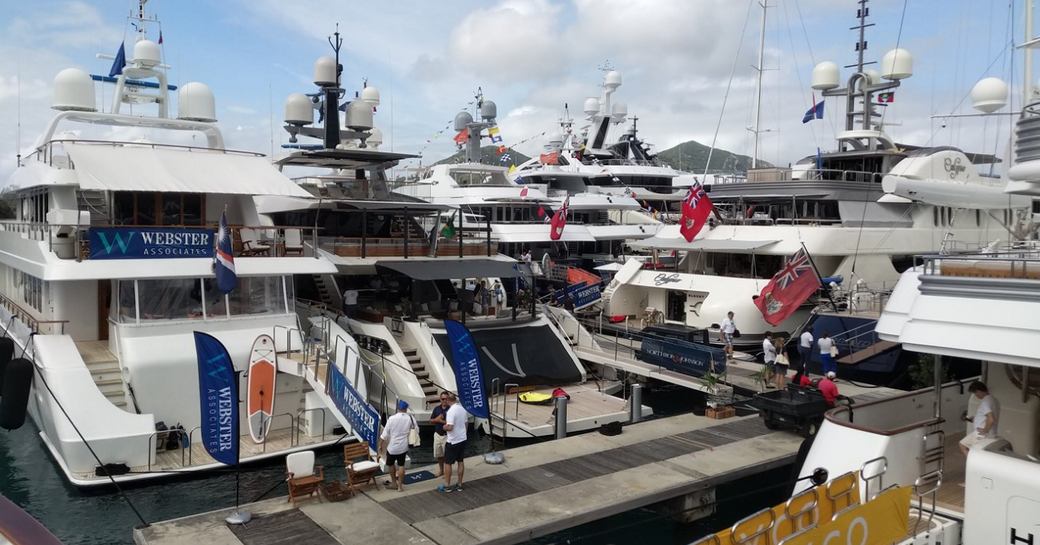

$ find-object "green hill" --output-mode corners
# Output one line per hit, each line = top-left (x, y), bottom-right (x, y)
(433, 146), (532, 167)
(654, 140), (766, 173)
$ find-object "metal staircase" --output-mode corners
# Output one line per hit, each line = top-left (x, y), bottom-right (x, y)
(312, 274), (341, 309)
(76, 190), (111, 226)
(403, 347), (439, 407)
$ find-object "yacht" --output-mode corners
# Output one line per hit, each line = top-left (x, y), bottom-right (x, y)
(393, 94), (651, 268)
(0, 5), (356, 486)
(257, 51), (641, 438)
(603, 4), (1034, 351)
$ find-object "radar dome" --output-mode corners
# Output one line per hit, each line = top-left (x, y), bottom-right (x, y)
(583, 97), (600, 116)
(284, 93), (313, 126)
(367, 127), (383, 149)
(811, 61), (840, 90)
(346, 100), (373, 131)
(611, 102), (628, 122)
(314, 56), (337, 87)
(880, 48), (913, 80)
(971, 77), (1008, 113)
(480, 100), (497, 121)
(52, 68), (96, 112)
(177, 82), (216, 122)
(360, 86), (380, 107)
(603, 70), (622, 90)
(863, 69), (881, 85)
(132, 40), (162, 68)
(454, 111), (473, 131)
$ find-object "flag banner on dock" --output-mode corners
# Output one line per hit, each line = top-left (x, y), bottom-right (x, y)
(214, 210), (236, 294)
(801, 100), (824, 123)
(326, 359), (380, 449)
(753, 248), (820, 326)
(193, 332), (239, 467)
(453, 128), (470, 145)
(679, 182), (712, 242)
(549, 197), (569, 240)
(444, 320), (489, 419)
(637, 336), (726, 377)
(88, 227), (213, 260)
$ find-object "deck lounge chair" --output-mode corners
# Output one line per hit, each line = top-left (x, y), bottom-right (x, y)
(284, 228), (304, 256)
(240, 228), (272, 257)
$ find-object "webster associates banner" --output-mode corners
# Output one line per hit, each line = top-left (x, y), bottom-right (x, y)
(444, 319), (489, 419)
(193, 332), (239, 466)
(89, 227), (214, 259)
(326, 362), (380, 450)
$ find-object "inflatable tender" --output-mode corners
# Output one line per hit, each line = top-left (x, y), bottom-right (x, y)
(518, 392), (553, 405)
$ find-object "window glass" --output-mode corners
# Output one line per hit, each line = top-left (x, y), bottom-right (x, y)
(118, 280), (136, 321)
(229, 276), (284, 315)
(162, 194), (182, 225)
(114, 192), (134, 225)
(135, 192), (157, 226)
(183, 194), (203, 226)
(137, 278), (202, 320)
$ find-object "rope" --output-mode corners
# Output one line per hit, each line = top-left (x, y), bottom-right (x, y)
(703, 0), (756, 176)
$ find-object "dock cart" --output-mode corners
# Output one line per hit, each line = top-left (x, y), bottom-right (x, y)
(750, 385), (844, 437)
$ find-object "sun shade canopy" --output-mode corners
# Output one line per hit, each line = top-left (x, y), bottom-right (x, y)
(376, 259), (528, 280)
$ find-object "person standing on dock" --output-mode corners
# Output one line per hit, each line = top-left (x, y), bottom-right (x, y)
(761, 334), (776, 388)
(379, 400), (416, 492)
(430, 392), (450, 477)
(817, 332), (836, 377)
(818, 372), (840, 407)
(798, 329), (813, 376)
(720, 311), (736, 360)
(773, 335), (789, 390)
(959, 381), (1000, 456)
(439, 392), (469, 493)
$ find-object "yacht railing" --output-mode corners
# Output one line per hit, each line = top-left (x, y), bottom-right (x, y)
(28, 138), (264, 167)
(317, 235), (496, 258)
(0, 220), (320, 261)
(0, 293), (67, 335)
(710, 168), (884, 185)
(920, 246), (1040, 280)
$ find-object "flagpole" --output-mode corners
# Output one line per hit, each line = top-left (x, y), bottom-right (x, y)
(799, 242), (838, 312)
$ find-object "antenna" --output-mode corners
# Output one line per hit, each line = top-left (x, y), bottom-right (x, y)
(750, 0), (768, 169)
(323, 23), (344, 150)
(15, 59), (21, 168)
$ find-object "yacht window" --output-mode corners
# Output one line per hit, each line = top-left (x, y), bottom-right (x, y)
(137, 278), (203, 320)
(18, 272), (43, 312)
(112, 192), (205, 226)
(230, 276), (284, 315)
(118, 280), (136, 322)
(975, 209), (981, 227)
(932, 207), (938, 227)
(449, 169), (511, 186)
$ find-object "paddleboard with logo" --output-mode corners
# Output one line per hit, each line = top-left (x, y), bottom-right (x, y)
(246, 334), (277, 444)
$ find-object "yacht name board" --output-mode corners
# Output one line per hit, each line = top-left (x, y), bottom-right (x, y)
(89, 227), (214, 260)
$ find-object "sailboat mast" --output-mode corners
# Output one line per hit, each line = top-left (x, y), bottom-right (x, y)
(751, 0), (768, 169)
(1027, 0), (1034, 101)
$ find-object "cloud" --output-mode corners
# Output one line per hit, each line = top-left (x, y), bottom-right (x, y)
(448, 0), (564, 83)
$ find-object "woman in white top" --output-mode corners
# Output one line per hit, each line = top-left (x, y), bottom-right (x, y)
(720, 311), (736, 359)
(762, 335), (777, 387)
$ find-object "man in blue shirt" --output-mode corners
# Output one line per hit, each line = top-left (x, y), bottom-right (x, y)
(429, 391), (450, 477)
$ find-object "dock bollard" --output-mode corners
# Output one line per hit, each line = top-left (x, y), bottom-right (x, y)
(554, 396), (568, 439)
(630, 383), (644, 423)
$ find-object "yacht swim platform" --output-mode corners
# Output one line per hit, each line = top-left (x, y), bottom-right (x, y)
(488, 382), (647, 439)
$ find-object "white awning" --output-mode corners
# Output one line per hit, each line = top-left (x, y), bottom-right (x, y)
(491, 224), (597, 242)
(585, 224), (658, 240)
(66, 144), (312, 197)
(630, 237), (779, 252)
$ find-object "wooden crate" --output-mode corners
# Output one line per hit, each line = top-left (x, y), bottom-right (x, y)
(706, 405), (736, 419)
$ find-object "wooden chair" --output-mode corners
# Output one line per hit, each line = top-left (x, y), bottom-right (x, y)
(240, 228), (272, 257)
(286, 450), (324, 505)
(284, 228), (304, 256)
(344, 441), (380, 493)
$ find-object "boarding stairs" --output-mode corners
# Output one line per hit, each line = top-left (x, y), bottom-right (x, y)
(311, 274), (341, 309)
(76, 190), (111, 226)
(403, 346), (439, 408)
(75, 341), (127, 410)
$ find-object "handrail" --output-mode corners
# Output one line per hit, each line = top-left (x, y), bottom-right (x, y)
(823, 378), (974, 436)
(261, 413), (296, 453)
(183, 425), (201, 466)
(860, 456), (888, 500)
(297, 408), (328, 445)
(35, 137), (265, 158)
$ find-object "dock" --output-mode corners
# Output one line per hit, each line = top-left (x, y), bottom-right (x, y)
(135, 413), (803, 545)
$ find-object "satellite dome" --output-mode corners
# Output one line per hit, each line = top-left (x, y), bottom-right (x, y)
(133, 40), (161, 68)
(583, 97), (600, 116)
(863, 69), (880, 85)
(880, 48), (913, 80)
(547, 133), (564, 149)
(811, 61), (840, 90)
(346, 100), (373, 131)
(360, 86), (380, 107)
(284, 93), (313, 126)
(480, 100), (497, 121)
(367, 126), (383, 149)
(177, 82), (216, 122)
(603, 70), (622, 90)
(52, 68), (96, 112)
(454, 111), (473, 131)
(970, 77), (1008, 113)
(611, 102), (628, 122)
(314, 56), (337, 87)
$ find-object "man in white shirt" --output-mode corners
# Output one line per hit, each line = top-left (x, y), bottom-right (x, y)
(343, 288), (359, 317)
(379, 400), (416, 492)
(798, 330), (814, 377)
(720, 311), (736, 359)
(817, 332), (836, 376)
(762, 335), (777, 387)
(438, 392), (469, 493)
(959, 381), (1000, 455)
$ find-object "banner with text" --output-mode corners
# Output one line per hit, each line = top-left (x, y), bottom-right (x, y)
(89, 227), (214, 260)
(638, 336), (727, 377)
(193, 332), (239, 466)
(444, 319), (489, 419)
(327, 362), (380, 450)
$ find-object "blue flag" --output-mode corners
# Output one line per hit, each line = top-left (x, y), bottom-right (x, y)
(108, 42), (126, 78)
(802, 100), (824, 123)
(444, 320), (489, 419)
(214, 210), (236, 294)
(193, 332), (239, 466)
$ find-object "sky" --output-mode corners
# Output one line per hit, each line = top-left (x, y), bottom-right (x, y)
(0, 0), (1029, 184)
